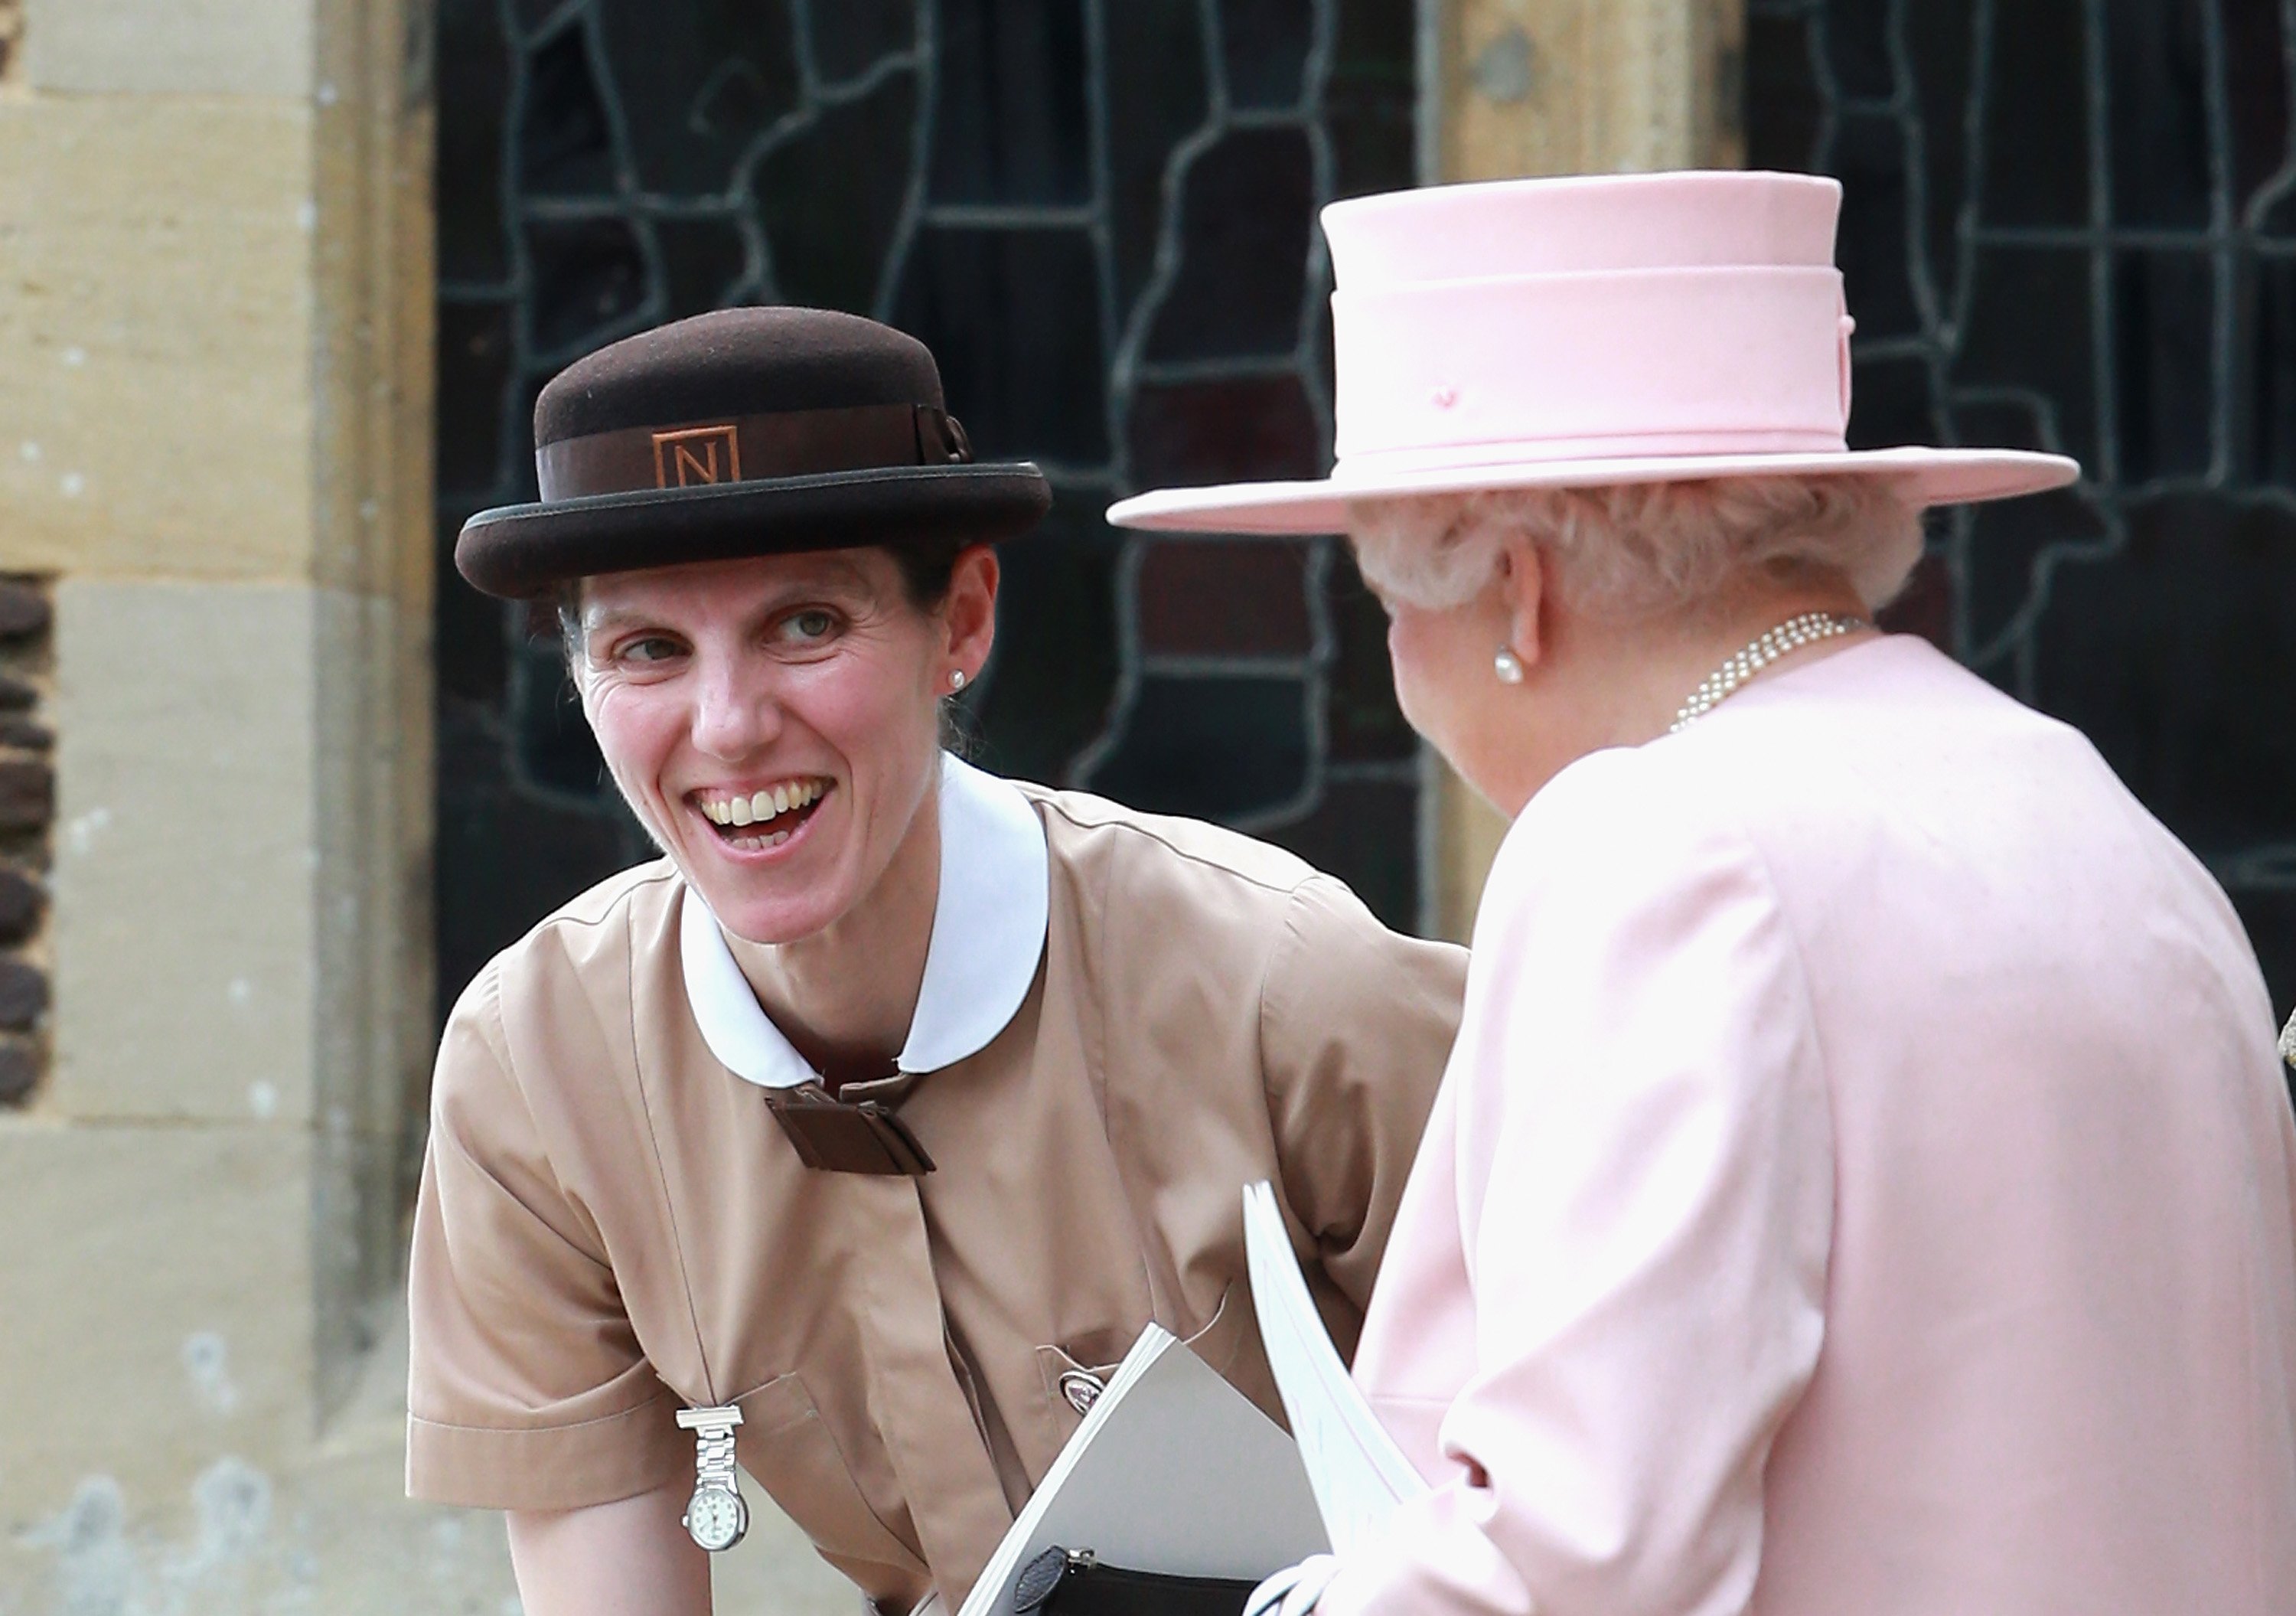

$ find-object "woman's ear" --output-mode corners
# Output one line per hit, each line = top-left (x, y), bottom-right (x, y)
(942, 544), (1000, 681)
(1493, 531), (1547, 672)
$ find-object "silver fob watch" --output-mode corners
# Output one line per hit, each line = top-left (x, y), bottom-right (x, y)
(676, 1405), (748, 1552)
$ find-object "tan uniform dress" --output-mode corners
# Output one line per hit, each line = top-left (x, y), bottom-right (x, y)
(406, 759), (1464, 1611)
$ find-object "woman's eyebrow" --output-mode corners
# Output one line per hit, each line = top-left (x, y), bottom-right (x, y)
(579, 605), (665, 637)
(582, 570), (878, 636)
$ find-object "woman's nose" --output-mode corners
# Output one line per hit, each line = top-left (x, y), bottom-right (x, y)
(688, 661), (780, 759)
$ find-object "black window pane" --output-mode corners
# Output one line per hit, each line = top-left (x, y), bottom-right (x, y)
(895, 227), (1110, 464)
(1832, 113), (1919, 341)
(1326, 0), (1417, 196)
(595, 0), (801, 195)
(1103, 2), (1212, 316)
(520, 23), (617, 197)
(2226, 0), (2290, 210)
(1746, 11), (1824, 172)
(1952, 247), (2098, 470)
(812, 0), (914, 83)
(1129, 376), (1323, 487)
(1979, 2), (2092, 228)
(1136, 539), (1314, 658)
(654, 216), (753, 322)
(1147, 129), (1317, 361)
(437, 0), (514, 282)
(931, 0), (1091, 204)
(2243, 253), (2296, 483)
(1826, 1), (1893, 100)
(2112, 249), (2217, 482)
(435, 501), (508, 706)
(2103, 0), (2213, 230)
(1224, 0), (1316, 109)
(524, 217), (653, 357)
(1084, 674), (1311, 821)
(435, 297), (515, 495)
(751, 73), (919, 312)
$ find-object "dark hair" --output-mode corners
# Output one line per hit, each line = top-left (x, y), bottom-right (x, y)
(886, 536), (969, 612)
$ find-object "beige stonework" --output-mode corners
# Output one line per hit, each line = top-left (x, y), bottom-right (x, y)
(0, 97), (320, 584)
(47, 580), (324, 1125)
(2, 1285), (855, 1616)
(1423, 0), (1744, 939)
(23, 0), (315, 98)
(0, 1124), (313, 1516)
(0, 0), (439, 1603)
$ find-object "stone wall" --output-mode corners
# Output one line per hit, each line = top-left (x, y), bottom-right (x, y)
(0, 0), (442, 1605)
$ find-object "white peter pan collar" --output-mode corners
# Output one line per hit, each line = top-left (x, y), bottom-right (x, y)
(679, 753), (1051, 1089)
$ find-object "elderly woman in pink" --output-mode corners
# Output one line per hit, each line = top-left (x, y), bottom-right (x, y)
(1111, 171), (2296, 1614)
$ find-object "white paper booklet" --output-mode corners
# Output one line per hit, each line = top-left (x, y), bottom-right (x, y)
(954, 1323), (1330, 1616)
(1241, 1180), (1430, 1552)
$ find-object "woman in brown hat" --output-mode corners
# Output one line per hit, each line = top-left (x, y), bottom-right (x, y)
(406, 306), (1463, 1615)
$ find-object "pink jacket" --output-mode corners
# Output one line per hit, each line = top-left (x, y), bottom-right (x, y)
(1326, 635), (2296, 1616)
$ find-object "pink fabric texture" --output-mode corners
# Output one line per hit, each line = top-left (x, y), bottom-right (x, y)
(1323, 635), (2296, 1616)
(1104, 172), (2078, 535)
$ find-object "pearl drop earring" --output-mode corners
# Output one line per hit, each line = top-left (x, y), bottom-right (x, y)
(1493, 646), (1525, 685)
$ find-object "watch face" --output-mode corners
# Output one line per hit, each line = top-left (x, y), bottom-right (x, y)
(685, 1485), (746, 1552)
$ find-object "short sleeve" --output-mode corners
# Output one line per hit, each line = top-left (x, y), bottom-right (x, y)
(405, 965), (687, 1510)
(1259, 875), (1466, 1319)
(1319, 756), (1835, 1616)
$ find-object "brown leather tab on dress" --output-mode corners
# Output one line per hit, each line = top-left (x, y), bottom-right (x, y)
(762, 1082), (936, 1176)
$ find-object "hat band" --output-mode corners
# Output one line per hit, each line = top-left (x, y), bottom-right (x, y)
(1332, 426), (1853, 478)
(535, 403), (973, 501)
(1329, 266), (1851, 464)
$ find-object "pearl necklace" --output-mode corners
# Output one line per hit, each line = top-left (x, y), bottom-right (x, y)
(1669, 611), (1869, 734)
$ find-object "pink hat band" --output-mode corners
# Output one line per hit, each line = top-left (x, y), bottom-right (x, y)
(1334, 266), (1855, 475)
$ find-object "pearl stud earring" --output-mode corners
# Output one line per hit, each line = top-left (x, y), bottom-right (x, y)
(1493, 647), (1525, 685)
(949, 669), (967, 691)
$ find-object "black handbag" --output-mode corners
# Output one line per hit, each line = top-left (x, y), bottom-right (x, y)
(1009, 1546), (1258, 1616)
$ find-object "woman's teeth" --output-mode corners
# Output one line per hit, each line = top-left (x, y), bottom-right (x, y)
(698, 779), (826, 834)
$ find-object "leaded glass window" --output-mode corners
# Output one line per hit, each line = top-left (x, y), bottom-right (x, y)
(1749, 0), (2296, 1027)
(433, 0), (1423, 1008)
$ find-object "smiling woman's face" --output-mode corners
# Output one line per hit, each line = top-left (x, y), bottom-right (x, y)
(572, 546), (994, 945)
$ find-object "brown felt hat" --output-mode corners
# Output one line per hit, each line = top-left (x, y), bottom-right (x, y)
(455, 306), (1053, 599)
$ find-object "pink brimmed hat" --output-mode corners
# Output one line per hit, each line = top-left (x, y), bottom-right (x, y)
(1105, 171), (2077, 535)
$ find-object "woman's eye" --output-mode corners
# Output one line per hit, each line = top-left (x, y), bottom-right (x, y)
(618, 635), (683, 664)
(778, 609), (839, 645)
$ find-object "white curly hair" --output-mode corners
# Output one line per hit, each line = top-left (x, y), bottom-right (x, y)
(1346, 474), (1926, 619)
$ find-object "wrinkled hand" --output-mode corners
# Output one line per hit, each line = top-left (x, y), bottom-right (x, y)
(1244, 1555), (1338, 1616)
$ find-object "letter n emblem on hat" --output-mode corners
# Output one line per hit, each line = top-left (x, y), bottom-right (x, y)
(652, 425), (742, 489)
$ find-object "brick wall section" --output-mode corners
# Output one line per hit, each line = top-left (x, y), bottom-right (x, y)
(0, 576), (50, 1107)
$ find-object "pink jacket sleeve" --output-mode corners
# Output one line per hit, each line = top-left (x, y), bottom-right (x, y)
(1321, 769), (1835, 1616)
